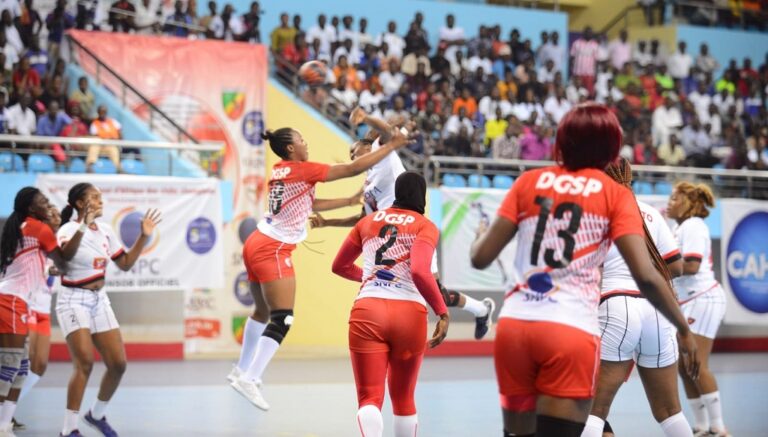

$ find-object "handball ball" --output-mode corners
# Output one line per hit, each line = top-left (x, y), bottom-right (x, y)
(299, 60), (327, 86)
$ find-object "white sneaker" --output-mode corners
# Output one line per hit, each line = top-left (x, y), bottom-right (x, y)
(231, 378), (270, 411)
(0, 423), (16, 437)
(227, 365), (242, 383)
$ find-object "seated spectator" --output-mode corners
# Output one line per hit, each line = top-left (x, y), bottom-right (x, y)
(401, 47), (430, 77)
(40, 74), (67, 109)
(281, 34), (309, 67)
(715, 70), (736, 94)
(450, 50), (468, 77)
(633, 40), (652, 69)
(452, 88), (477, 118)
(747, 134), (768, 170)
(7, 92), (36, 136)
(492, 119), (522, 159)
(468, 47), (492, 76)
(1, 10), (23, 54)
(333, 38), (359, 65)
(657, 133), (686, 166)
(384, 95), (410, 122)
(108, 0), (136, 33)
(442, 126), (473, 156)
(496, 69), (517, 101)
(519, 124), (551, 160)
(164, 0), (194, 38)
(70, 76), (95, 121)
(654, 64), (674, 90)
(379, 60), (404, 98)
(359, 81), (383, 113)
(330, 76), (357, 112)
(743, 85), (763, 118)
(209, 4), (243, 41)
(61, 101), (90, 139)
(430, 46), (450, 76)
(36, 99), (71, 154)
(12, 57), (41, 98)
(537, 59), (557, 84)
(443, 107), (473, 136)
(652, 92), (683, 145)
(566, 76), (588, 104)
(615, 63), (641, 90)
(650, 39), (666, 67)
(695, 43), (719, 76)
(492, 45), (514, 80)
(543, 86), (571, 124)
(514, 58), (534, 84)
(88, 105), (122, 172)
(357, 44), (381, 78)
(633, 133), (657, 164)
(484, 107), (507, 147)
(688, 81), (713, 121)
(713, 88), (736, 115)
(332, 55), (361, 92)
(376, 21), (405, 60)
(23, 35), (48, 78)
(478, 86), (503, 121)
(406, 62), (429, 94)
(271, 13), (296, 54)
(681, 117), (713, 163)
(707, 103), (722, 137)
(512, 89), (544, 126)
(134, 0), (160, 35)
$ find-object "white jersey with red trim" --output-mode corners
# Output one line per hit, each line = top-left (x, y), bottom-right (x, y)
(57, 221), (125, 287)
(496, 167), (644, 335)
(30, 259), (58, 314)
(672, 217), (718, 301)
(601, 200), (680, 298)
(257, 160), (330, 244)
(0, 217), (58, 302)
(362, 138), (406, 216)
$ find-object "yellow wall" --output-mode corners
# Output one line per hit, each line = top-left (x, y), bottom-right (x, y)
(629, 25), (678, 53)
(265, 83), (363, 356)
(567, 0), (636, 33)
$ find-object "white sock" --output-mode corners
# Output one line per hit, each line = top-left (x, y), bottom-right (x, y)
(356, 404), (383, 437)
(91, 399), (109, 420)
(461, 295), (488, 317)
(62, 409), (79, 434)
(581, 415), (605, 437)
(237, 318), (267, 371)
(688, 397), (709, 431)
(19, 371), (41, 400)
(242, 336), (280, 382)
(660, 412), (693, 437)
(393, 414), (418, 437)
(701, 391), (725, 432)
(0, 401), (16, 427)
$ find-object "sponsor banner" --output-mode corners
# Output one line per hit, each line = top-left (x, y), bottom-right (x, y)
(37, 174), (224, 291)
(721, 199), (768, 325)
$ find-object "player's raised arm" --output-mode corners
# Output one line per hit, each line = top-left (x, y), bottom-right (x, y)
(325, 128), (411, 181)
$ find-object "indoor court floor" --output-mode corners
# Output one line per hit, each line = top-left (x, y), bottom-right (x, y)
(18, 353), (768, 436)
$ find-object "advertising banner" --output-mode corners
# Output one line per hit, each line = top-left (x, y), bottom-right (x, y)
(37, 174), (224, 291)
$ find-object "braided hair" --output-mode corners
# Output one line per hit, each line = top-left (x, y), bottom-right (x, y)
(0, 187), (41, 274)
(261, 128), (295, 159)
(672, 181), (715, 221)
(604, 158), (673, 284)
(61, 182), (94, 224)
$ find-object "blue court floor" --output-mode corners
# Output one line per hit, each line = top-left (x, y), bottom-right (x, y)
(17, 354), (768, 436)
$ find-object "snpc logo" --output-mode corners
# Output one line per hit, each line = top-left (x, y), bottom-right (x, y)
(726, 211), (768, 313)
(113, 207), (159, 255)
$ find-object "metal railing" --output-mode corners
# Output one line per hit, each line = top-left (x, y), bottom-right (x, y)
(0, 134), (224, 176)
(421, 155), (768, 199)
(64, 34), (200, 145)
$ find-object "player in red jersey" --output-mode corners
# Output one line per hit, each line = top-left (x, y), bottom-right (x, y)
(470, 103), (700, 437)
(0, 187), (83, 436)
(332, 171), (449, 437)
(231, 127), (412, 410)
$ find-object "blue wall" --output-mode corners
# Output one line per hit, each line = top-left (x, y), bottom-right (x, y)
(676, 25), (768, 78)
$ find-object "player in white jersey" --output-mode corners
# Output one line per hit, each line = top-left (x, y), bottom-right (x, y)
(0, 187), (83, 437)
(55, 182), (161, 437)
(667, 182), (730, 437)
(582, 159), (693, 437)
(311, 107), (496, 340)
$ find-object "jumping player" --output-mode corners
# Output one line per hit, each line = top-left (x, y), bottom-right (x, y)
(0, 188), (81, 437)
(311, 107), (495, 340)
(469, 103), (699, 436)
(230, 127), (412, 411)
(331, 171), (449, 437)
(667, 182), (729, 437)
(581, 158), (693, 437)
(56, 183), (161, 437)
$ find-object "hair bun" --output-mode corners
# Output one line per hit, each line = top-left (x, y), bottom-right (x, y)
(260, 130), (273, 142)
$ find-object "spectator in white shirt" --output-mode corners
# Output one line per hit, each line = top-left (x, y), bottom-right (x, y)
(0, 30), (19, 71)
(333, 38), (359, 65)
(537, 59), (558, 84)
(667, 40), (693, 80)
(305, 14), (336, 57)
(478, 86), (503, 121)
(134, 0), (160, 35)
(688, 81), (713, 122)
(0, 0), (20, 19)
(538, 31), (565, 74)
(439, 14), (465, 63)
(467, 48), (492, 76)
(652, 92), (683, 146)
(633, 40), (652, 68)
(695, 43), (719, 76)
(209, 5), (244, 41)
(706, 104), (722, 137)
(330, 76), (357, 112)
(1, 10), (22, 53)
(713, 88), (736, 115)
(401, 47), (431, 76)
(7, 93), (36, 136)
(543, 86), (572, 124)
(358, 81), (383, 113)
(338, 15), (356, 49)
(443, 107), (473, 136)
(357, 18), (373, 49)
(608, 29), (632, 71)
(378, 60), (404, 97)
(376, 21), (405, 60)
(566, 76), (589, 104)
(450, 49), (469, 76)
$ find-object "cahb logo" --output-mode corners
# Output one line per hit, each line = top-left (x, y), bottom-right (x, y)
(113, 207), (159, 255)
(726, 211), (768, 313)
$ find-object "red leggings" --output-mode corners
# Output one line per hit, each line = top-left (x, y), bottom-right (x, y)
(349, 297), (427, 416)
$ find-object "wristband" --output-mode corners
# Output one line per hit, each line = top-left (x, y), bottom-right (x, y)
(78, 223), (88, 233)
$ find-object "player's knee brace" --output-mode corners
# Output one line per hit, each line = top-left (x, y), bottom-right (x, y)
(603, 420), (613, 433)
(0, 348), (24, 396)
(536, 415), (585, 437)
(11, 357), (29, 389)
(263, 309), (294, 344)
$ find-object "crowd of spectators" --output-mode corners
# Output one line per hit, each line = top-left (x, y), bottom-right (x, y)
(267, 12), (768, 170)
(641, 0), (768, 30)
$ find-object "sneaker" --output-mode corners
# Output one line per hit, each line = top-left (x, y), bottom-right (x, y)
(227, 365), (242, 384)
(231, 378), (270, 411)
(10, 418), (23, 430)
(709, 429), (732, 437)
(692, 429), (709, 437)
(84, 411), (118, 437)
(0, 423), (16, 437)
(60, 431), (83, 437)
(474, 297), (496, 340)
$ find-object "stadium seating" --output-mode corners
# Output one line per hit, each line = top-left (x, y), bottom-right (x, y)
(492, 175), (515, 189)
(121, 159), (146, 175)
(69, 158), (87, 173)
(27, 154), (56, 173)
(468, 174), (492, 188)
(633, 181), (654, 195)
(442, 173), (467, 188)
(0, 153), (25, 172)
(92, 158), (118, 174)
(654, 181), (673, 195)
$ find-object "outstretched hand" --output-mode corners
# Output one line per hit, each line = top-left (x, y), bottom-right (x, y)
(141, 209), (162, 237)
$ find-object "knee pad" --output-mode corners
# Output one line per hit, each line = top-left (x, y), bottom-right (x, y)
(536, 415), (585, 437)
(11, 357), (28, 389)
(0, 348), (24, 396)
(263, 310), (294, 344)
(500, 394), (536, 413)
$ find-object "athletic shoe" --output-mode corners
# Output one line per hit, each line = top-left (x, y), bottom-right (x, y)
(692, 429), (709, 437)
(227, 365), (242, 383)
(0, 423), (16, 437)
(709, 429), (732, 437)
(84, 411), (118, 437)
(474, 297), (496, 340)
(231, 378), (270, 411)
(10, 418), (24, 430)
(59, 431), (83, 437)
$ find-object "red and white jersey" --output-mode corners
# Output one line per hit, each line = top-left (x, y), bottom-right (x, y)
(570, 38), (600, 77)
(58, 221), (125, 287)
(497, 166), (644, 335)
(349, 208), (439, 307)
(30, 259), (58, 314)
(672, 217), (718, 302)
(0, 217), (58, 302)
(362, 138), (406, 215)
(258, 160), (331, 244)
(601, 200), (680, 299)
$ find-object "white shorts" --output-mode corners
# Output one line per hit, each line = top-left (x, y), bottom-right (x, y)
(599, 295), (679, 368)
(681, 284), (726, 339)
(55, 287), (120, 338)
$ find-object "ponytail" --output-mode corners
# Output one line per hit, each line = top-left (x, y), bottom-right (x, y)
(261, 128), (295, 160)
(61, 204), (75, 224)
(0, 187), (40, 274)
(61, 182), (93, 224)
(673, 181), (715, 220)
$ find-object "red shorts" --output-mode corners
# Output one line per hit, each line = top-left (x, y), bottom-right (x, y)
(28, 311), (51, 336)
(0, 294), (29, 335)
(494, 318), (600, 401)
(242, 230), (297, 283)
(348, 297), (427, 354)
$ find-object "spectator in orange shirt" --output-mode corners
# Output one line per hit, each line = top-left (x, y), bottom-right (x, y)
(452, 88), (477, 118)
(332, 55), (361, 92)
(87, 105), (122, 172)
(496, 69), (517, 102)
